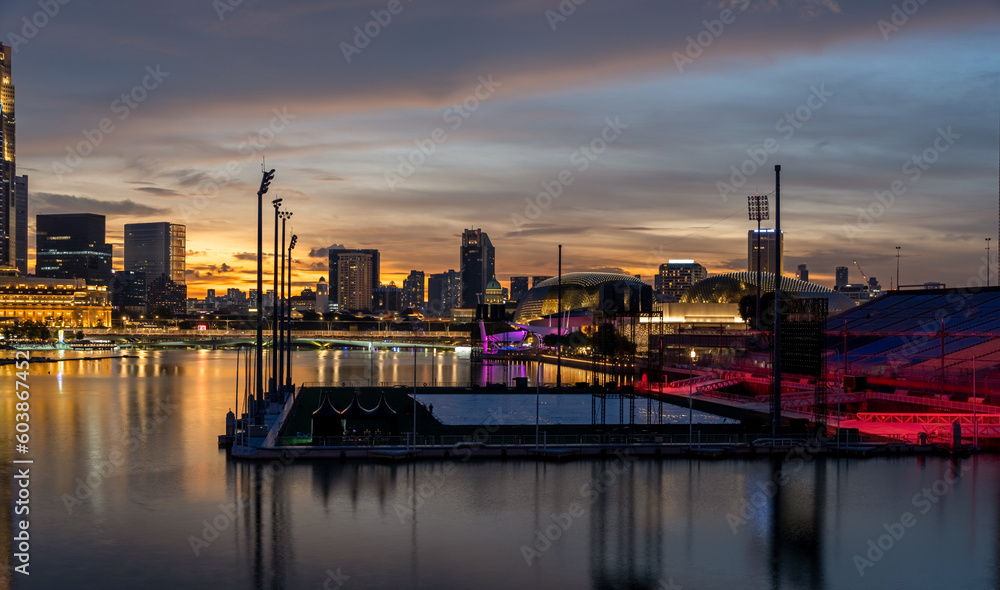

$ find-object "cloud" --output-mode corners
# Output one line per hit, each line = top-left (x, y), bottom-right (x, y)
(309, 244), (347, 258)
(29, 193), (169, 217)
(134, 186), (182, 196)
(233, 252), (272, 261)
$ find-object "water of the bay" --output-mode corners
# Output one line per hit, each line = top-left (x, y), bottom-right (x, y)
(1, 349), (997, 589)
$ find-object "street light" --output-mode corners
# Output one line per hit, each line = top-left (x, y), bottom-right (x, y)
(270, 197), (282, 399)
(689, 349), (696, 449)
(255, 168), (275, 424)
(286, 233), (297, 390)
(277, 210), (292, 395)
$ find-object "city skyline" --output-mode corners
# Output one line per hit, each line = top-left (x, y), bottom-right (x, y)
(1, 0), (998, 297)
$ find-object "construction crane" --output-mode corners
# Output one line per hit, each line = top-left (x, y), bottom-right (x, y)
(853, 260), (869, 283)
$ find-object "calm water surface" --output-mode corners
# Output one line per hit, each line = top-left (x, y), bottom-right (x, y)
(1, 350), (998, 589)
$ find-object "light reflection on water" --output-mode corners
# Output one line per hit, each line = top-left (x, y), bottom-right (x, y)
(0, 350), (997, 590)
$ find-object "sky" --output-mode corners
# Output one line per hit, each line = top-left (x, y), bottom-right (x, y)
(4, 0), (999, 297)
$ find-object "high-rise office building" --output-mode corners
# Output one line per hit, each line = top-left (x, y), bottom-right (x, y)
(338, 251), (373, 311)
(747, 229), (783, 275)
(531, 275), (552, 287)
(124, 222), (186, 284)
(460, 228), (495, 308)
(373, 282), (402, 312)
(0, 44), (18, 270)
(509, 276), (530, 302)
(328, 247), (379, 307)
(146, 273), (186, 316)
(402, 270), (425, 309)
(427, 269), (460, 316)
(111, 270), (146, 317)
(35, 213), (113, 285)
(657, 260), (707, 301)
(835, 266), (849, 289)
(14, 174), (26, 274)
(796, 264), (809, 282)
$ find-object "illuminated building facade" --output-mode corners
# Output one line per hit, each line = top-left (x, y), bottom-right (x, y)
(748, 229), (783, 275)
(656, 259), (707, 302)
(13, 174), (25, 274)
(0, 276), (111, 328)
(338, 251), (373, 311)
(0, 44), (18, 271)
(460, 228), (495, 308)
(124, 222), (186, 284)
(402, 270), (424, 309)
(427, 269), (460, 316)
(36, 213), (112, 285)
(329, 247), (379, 308)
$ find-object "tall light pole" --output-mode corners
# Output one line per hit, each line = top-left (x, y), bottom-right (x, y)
(895, 246), (901, 290)
(255, 168), (275, 424)
(270, 197), (283, 399)
(748, 194), (769, 329)
(689, 349), (696, 449)
(286, 233), (297, 390)
(277, 211), (291, 394)
(771, 164), (782, 440)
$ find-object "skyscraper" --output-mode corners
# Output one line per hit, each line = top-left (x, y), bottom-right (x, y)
(835, 266), (849, 289)
(657, 260), (707, 301)
(796, 264), (809, 282)
(124, 222), (186, 284)
(427, 269), (460, 316)
(402, 270), (425, 309)
(509, 276), (530, 302)
(747, 229), (783, 275)
(14, 174), (26, 274)
(460, 228), (494, 308)
(338, 251), (373, 311)
(0, 44), (17, 270)
(35, 213), (113, 285)
(328, 247), (379, 307)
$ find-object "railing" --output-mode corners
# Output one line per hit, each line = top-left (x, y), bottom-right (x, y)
(276, 432), (887, 448)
